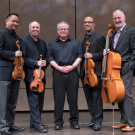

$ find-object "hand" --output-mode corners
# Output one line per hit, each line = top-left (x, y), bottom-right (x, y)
(58, 66), (73, 73)
(103, 49), (110, 56)
(15, 51), (22, 57)
(84, 53), (93, 59)
(38, 60), (46, 67)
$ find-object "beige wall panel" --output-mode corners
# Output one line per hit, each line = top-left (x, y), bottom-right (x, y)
(0, 0), (9, 29)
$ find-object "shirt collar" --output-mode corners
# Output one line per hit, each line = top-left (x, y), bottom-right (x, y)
(84, 30), (95, 38)
(29, 34), (39, 43)
(56, 36), (71, 42)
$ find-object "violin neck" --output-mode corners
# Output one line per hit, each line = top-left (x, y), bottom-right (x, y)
(38, 67), (41, 78)
(18, 46), (21, 66)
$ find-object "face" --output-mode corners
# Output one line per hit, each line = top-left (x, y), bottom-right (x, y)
(57, 23), (69, 38)
(29, 22), (40, 37)
(6, 15), (19, 31)
(113, 11), (125, 29)
(83, 17), (95, 33)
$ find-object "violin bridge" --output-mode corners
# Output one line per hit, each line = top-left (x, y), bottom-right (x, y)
(101, 78), (109, 80)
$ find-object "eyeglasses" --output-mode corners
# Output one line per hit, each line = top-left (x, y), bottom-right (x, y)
(58, 29), (68, 31)
(84, 21), (94, 24)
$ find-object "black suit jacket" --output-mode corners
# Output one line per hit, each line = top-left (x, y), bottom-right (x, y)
(110, 25), (135, 76)
(0, 28), (19, 81)
(21, 35), (48, 83)
(80, 31), (105, 79)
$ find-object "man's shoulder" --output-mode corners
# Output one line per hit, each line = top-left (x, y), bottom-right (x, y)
(0, 28), (7, 35)
(94, 32), (105, 39)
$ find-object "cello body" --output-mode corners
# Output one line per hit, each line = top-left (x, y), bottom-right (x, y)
(101, 51), (125, 103)
(101, 24), (125, 104)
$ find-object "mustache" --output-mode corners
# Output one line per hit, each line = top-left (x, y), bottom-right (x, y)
(115, 21), (121, 24)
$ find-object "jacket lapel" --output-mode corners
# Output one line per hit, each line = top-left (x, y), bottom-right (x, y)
(27, 35), (39, 58)
(5, 28), (18, 50)
(115, 25), (127, 49)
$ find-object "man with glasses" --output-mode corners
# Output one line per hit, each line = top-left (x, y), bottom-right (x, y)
(47, 21), (83, 130)
(80, 16), (105, 131)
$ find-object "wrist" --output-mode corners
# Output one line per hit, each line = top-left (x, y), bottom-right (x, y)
(72, 65), (76, 70)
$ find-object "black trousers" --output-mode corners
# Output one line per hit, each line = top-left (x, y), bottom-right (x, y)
(53, 68), (79, 125)
(82, 76), (103, 124)
(25, 82), (45, 129)
(0, 80), (20, 132)
(119, 69), (135, 127)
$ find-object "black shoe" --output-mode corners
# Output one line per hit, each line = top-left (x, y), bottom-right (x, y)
(44, 125), (48, 128)
(9, 125), (24, 131)
(35, 126), (47, 133)
(54, 124), (63, 130)
(93, 123), (101, 131)
(70, 123), (80, 129)
(1, 129), (12, 135)
(82, 122), (95, 128)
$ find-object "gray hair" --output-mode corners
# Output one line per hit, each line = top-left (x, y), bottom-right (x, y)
(29, 21), (40, 28)
(57, 21), (70, 29)
(113, 9), (125, 17)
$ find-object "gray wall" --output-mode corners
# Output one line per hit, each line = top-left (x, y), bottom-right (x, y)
(0, 0), (135, 111)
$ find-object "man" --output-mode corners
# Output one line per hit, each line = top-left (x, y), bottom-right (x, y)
(21, 21), (48, 133)
(103, 9), (135, 132)
(80, 17), (105, 131)
(47, 21), (82, 130)
(0, 13), (24, 135)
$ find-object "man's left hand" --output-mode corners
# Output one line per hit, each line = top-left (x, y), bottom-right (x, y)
(84, 53), (93, 59)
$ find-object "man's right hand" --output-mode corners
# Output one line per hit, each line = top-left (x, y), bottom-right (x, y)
(15, 51), (22, 57)
(38, 60), (46, 67)
(103, 49), (110, 56)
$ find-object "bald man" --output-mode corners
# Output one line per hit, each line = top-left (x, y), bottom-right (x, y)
(21, 21), (48, 133)
(80, 17), (105, 131)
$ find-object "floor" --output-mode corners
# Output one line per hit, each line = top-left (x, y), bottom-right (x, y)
(9, 111), (135, 135)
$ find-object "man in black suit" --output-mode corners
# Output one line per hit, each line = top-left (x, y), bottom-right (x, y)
(0, 13), (24, 135)
(80, 16), (105, 131)
(21, 21), (48, 133)
(104, 9), (135, 132)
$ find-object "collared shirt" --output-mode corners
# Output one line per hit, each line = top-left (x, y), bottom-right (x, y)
(84, 30), (95, 47)
(29, 35), (42, 57)
(47, 36), (83, 66)
(113, 23), (126, 49)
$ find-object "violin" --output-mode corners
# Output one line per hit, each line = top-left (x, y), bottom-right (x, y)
(30, 55), (45, 93)
(83, 42), (98, 87)
(12, 40), (25, 81)
(101, 24), (125, 103)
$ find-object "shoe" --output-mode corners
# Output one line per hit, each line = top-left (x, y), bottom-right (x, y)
(82, 123), (95, 128)
(93, 123), (101, 131)
(9, 125), (24, 131)
(44, 125), (48, 128)
(1, 129), (12, 135)
(112, 123), (127, 129)
(121, 125), (135, 132)
(54, 124), (63, 130)
(35, 126), (47, 133)
(70, 123), (80, 129)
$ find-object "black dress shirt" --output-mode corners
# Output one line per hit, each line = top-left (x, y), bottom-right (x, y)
(84, 30), (95, 47)
(47, 37), (83, 66)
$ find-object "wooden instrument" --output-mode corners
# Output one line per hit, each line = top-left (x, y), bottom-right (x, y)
(12, 40), (25, 81)
(30, 55), (44, 93)
(83, 42), (98, 87)
(101, 24), (125, 103)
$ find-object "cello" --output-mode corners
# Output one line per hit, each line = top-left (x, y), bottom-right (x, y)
(101, 24), (125, 104)
(12, 40), (25, 81)
(83, 42), (98, 87)
(30, 55), (45, 93)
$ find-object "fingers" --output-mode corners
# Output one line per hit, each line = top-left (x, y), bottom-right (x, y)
(15, 51), (22, 57)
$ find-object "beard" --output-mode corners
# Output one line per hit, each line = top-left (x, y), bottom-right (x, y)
(114, 21), (124, 29)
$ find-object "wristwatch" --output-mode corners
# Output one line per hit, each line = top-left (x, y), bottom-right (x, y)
(72, 65), (76, 70)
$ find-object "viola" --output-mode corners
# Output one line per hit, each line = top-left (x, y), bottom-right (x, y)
(83, 42), (98, 87)
(101, 24), (125, 103)
(12, 40), (25, 81)
(30, 55), (44, 93)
